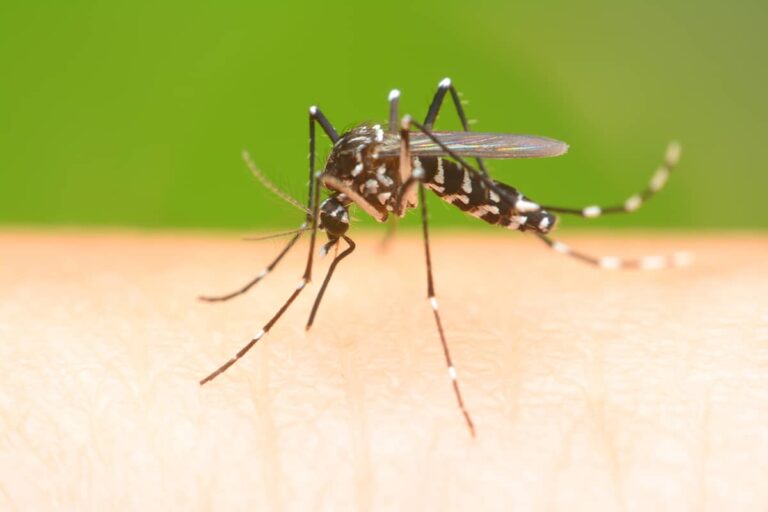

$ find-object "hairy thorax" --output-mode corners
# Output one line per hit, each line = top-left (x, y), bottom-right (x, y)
(322, 124), (404, 220)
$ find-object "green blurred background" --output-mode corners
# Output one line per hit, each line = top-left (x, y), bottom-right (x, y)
(1, 0), (766, 231)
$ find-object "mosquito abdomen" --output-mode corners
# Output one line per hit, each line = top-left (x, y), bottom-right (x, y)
(418, 156), (557, 234)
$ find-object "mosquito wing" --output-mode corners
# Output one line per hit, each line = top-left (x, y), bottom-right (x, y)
(377, 131), (568, 159)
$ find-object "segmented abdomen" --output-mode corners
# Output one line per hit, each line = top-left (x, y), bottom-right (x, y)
(417, 156), (556, 234)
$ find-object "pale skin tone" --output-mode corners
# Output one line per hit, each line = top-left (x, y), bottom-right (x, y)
(1, 231), (767, 511)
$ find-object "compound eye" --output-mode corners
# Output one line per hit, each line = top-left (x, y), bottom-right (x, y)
(320, 200), (349, 238)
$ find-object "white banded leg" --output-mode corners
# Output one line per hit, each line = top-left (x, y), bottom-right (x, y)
(424, 77), (489, 176)
(418, 184), (476, 437)
(306, 236), (356, 330)
(199, 226), (306, 302)
(200, 277), (310, 384)
(200, 105), (332, 384)
(542, 142), (681, 218)
(536, 233), (692, 270)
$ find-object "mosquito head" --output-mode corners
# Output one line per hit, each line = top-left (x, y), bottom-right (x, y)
(319, 195), (350, 240)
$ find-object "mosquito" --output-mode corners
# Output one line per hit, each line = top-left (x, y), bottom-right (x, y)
(199, 78), (684, 437)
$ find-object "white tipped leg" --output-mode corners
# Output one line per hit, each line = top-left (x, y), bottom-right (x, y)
(537, 234), (692, 271)
(541, 141), (681, 218)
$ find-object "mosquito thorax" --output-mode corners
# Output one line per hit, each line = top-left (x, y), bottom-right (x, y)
(323, 123), (402, 219)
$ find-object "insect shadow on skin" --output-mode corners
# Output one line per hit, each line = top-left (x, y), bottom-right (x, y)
(198, 78), (688, 437)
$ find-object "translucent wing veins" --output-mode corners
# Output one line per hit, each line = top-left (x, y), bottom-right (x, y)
(376, 131), (569, 159)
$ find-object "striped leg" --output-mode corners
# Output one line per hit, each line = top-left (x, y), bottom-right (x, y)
(382, 88), (403, 247)
(541, 142), (681, 218)
(199, 106), (331, 384)
(305, 235), (356, 330)
(418, 184), (476, 437)
(199, 108), (339, 303)
(397, 119), (476, 436)
(424, 77), (489, 176)
(199, 227), (305, 302)
(536, 233), (692, 270)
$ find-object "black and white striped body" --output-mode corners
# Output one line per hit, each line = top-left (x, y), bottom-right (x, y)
(200, 80), (683, 440)
(321, 123), (402, 220)
(417, 156), (556, 234)
(321, 123), (557, 235)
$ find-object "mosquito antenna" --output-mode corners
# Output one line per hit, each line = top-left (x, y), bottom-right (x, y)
(242, 150), (310, 214)
(242, 226), (310, 242)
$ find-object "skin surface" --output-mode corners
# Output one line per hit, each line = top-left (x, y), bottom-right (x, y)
(0, 231), (767, 511)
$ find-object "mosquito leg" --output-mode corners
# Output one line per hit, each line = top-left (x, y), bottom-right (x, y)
(417, 183), (476, 437)
(541, 142), (681, 219)
(535, 233), (692, 270)
(199, 226), (305, 302)
(396, 116), (417, 216)
(306, 236), (356, 330)
(387, 88), (401, 133)
(199, 106), (329, 384)
(424, 77), (488, 176)
(377, 88), (403, 248)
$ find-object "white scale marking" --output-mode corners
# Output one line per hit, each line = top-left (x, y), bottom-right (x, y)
(439, 77), (452, 88)
(377, 192), (392, 204)
(538, 217), (550, 230)
(489, 190), (500, 203)
(666, 142), (681, 166)
(435, 159), (446, 184)
(507, 215), (527, 229)
(309, 106), (317, 115)
(461, 169), (472, 193)
(254, 328), (266, 340)
(448, 366), (457, 380)
(649, 168), (669, 191)
(624, 194), (642, 212)
(583, 205), (602, 218)
(427, 183), (446, 193)
(430, 297), (439, 310)
(443, 194), (469, 205)
(373, 124), (384, 142)
(552, 241), (570, 254)
(598, 256), (622, 269)
(352, 163), (364, 176)
(296, 279), (307, 291)
(388, 89), (400, 101)
(469, 204), (500, 218)
(376, 165), (394, 187)
(364, 179), (379, 194)
(515, 197), (540, 212)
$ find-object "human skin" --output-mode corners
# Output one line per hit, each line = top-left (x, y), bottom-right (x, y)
(0, 231), (767, 511)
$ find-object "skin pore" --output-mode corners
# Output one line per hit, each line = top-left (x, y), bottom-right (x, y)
(1, 231), (766, 511)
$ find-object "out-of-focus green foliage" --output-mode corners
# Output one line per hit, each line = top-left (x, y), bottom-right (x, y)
(1, 0), (765, 230)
